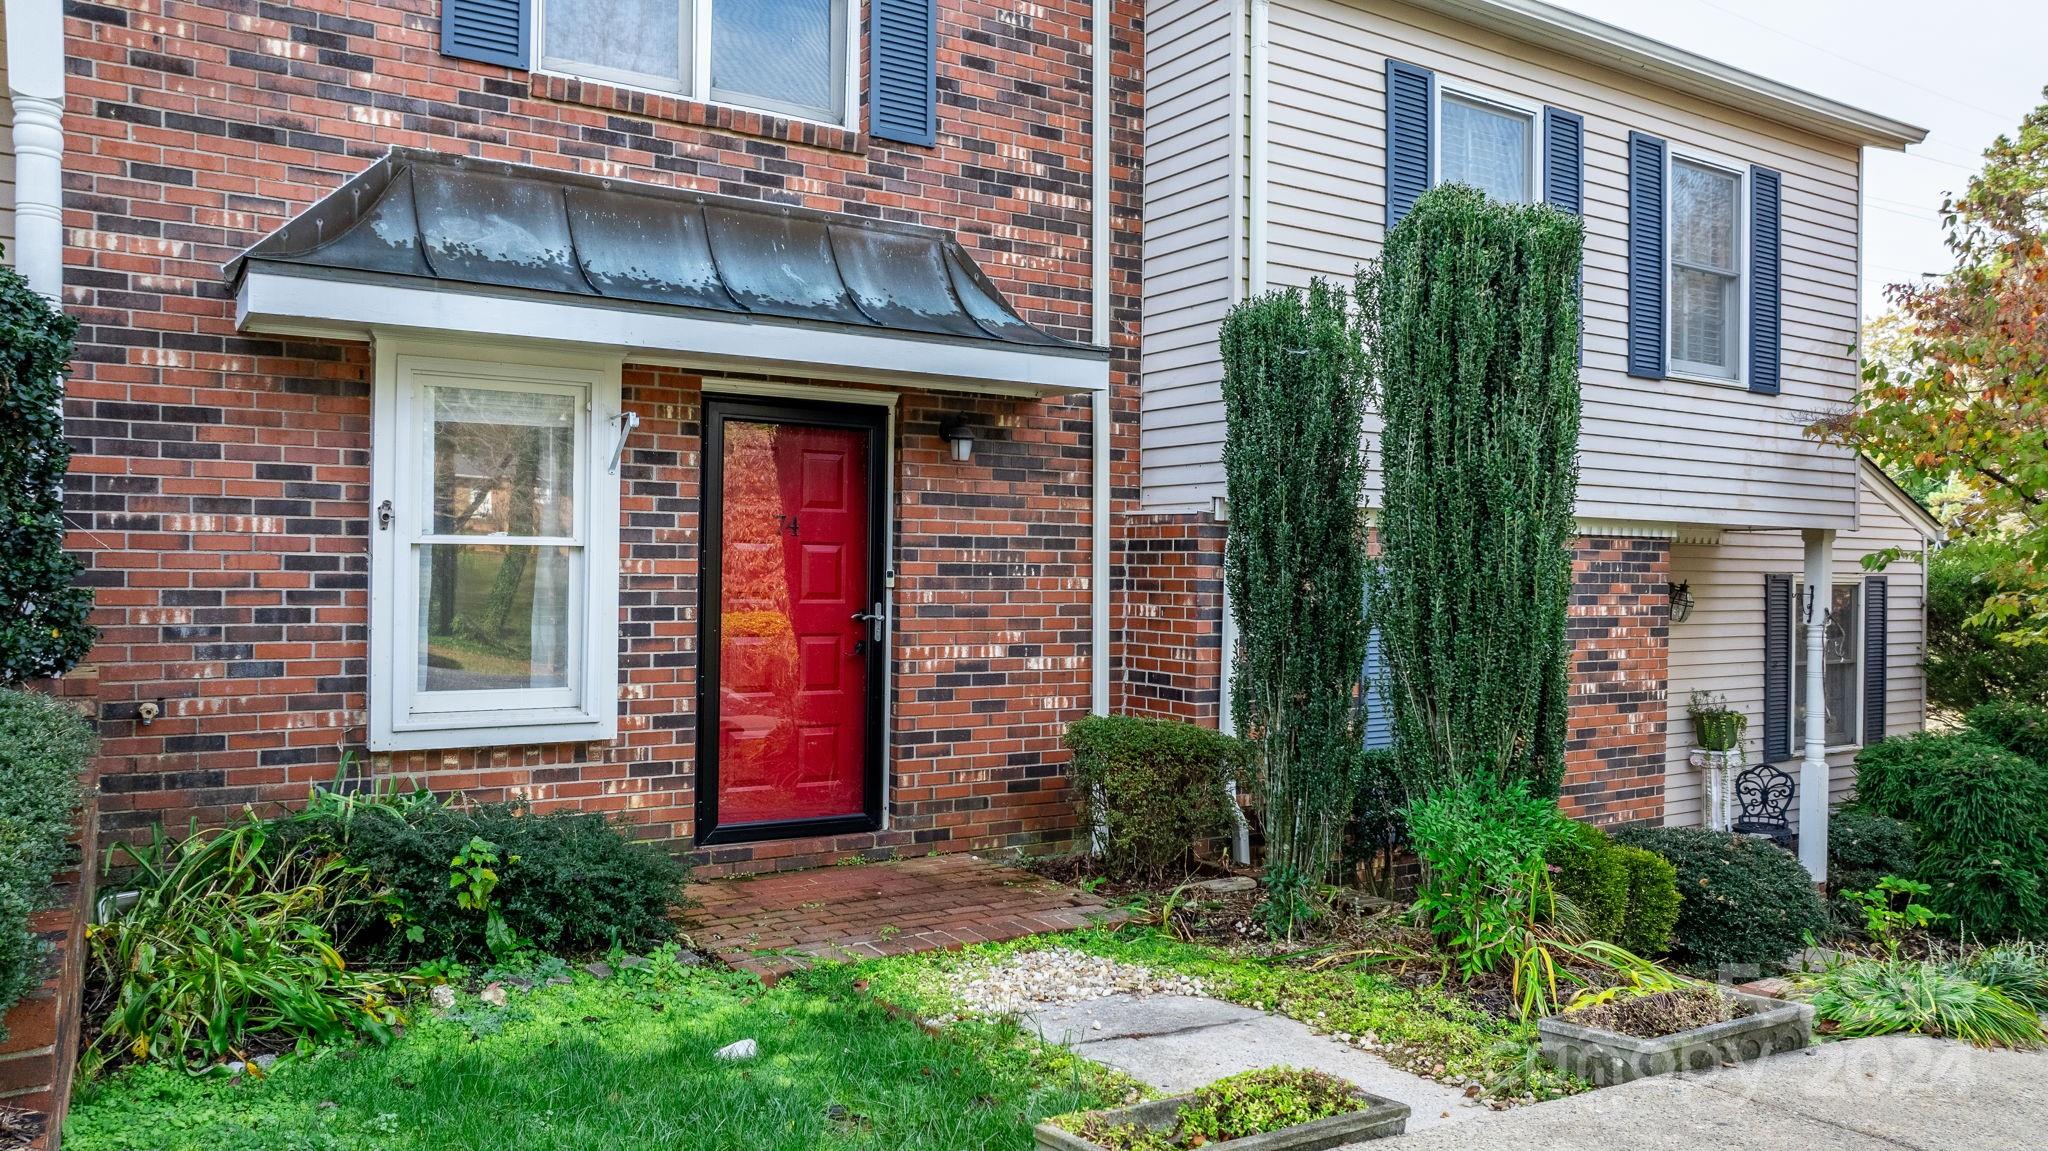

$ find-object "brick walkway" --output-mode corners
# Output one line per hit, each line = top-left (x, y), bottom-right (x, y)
(682, 854), (1127, 982)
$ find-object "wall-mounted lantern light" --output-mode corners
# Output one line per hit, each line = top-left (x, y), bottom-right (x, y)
(1669, 580), (1696, 624)
(940, 416), (975, 463)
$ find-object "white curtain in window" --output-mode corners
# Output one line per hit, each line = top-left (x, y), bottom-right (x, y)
(1440, 97), (1531, 204)
(544, 0), (683, 84)
(1671, 161), (1740, 374)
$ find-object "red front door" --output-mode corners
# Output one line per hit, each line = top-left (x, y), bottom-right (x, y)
(704, 403), (881, 838)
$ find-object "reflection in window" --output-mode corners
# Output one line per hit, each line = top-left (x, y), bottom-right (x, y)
(542, 0), (684, 86)
(1795, 582), (1860, 747)
(539, 0), (847, 123)
(417, 544), (574, 692)
(1440, 94), (1533, 204)
(1670, 159), (1742, 378)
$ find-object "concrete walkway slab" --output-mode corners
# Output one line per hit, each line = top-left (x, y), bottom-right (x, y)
(1381, 1035), (2048, 1151)
(1023, 994), (1488, 1133)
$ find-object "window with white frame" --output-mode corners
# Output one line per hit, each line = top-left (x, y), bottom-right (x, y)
(1439, 92), (1536, 204)
(1793, 582), (1860, 748)
(1669, 157), (1744, 380)
(371, 350), (622, 751)
(540, 0), (850, 124)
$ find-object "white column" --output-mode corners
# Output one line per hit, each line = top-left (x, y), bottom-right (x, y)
(7, 0), (66, 299)
(1799, 528), (1834, 881)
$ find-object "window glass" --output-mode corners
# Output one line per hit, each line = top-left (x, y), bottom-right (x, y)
(1670, 160), (1741, 376)
(1440, 95), (1532, 204)
(1795, 583), (1860, 747)
(542, 0), (683, 86)
(711, 0), (839, 119)
(424, 386), (577, 539)
(417, 545), (575, 693)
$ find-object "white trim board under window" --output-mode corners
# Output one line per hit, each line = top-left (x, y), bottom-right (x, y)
(1434, 86), (1541, 205)
(1667, 152), (1748, 385)
(537, 0), (855, 128)
(369, 339), (625, 751)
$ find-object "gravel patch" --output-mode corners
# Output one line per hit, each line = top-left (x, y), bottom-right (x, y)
(941, 947), (1205, 1020)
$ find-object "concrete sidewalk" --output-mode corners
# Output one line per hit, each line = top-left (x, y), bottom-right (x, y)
(1381, 1035), (2046, 1150)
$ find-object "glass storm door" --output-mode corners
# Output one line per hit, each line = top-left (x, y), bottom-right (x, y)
(699, 399), (885, 843)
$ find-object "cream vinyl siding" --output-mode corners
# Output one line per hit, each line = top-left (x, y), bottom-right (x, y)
(1142, 0), (1241, 512)
(1663, 469), (1933, 830)
(1141, 0), (1866, 529)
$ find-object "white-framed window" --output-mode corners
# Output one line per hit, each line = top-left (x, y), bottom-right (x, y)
(1668, 155), (1746, 382)
(1792, 581), (1861, 749)
(1437, 90), (1538, 204)
(539, 0), (852, 126)
(369, 342), (623, 752)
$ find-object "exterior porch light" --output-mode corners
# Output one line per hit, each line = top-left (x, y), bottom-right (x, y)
(941, 416), (976, 463)
(1668, 580), (1695, 623)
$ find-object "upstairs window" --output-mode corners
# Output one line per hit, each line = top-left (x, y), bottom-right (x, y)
(1669, 157), (1745, 380)
(540, 0), (850, 124)
(1439, 92), (1536, 204)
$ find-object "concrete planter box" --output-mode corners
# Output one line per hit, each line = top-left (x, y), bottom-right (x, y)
(1539, 988), (1812, 1086)
(1034, 1091), (1408, 1151)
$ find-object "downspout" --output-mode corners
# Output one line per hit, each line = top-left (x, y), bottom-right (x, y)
(1089, 0), (1112, 719)
(7, 0), (66, 299)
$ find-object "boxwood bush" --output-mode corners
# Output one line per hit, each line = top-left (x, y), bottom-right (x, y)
(1550, 823), (1680, 955)
(1065, 715), (1247, 880)
(280, 798), (690, 964)
(1849, 732), (2048, 939)
(0, 691), (91, 1037)
(1615, 825), (1825, 967)
(1613, 841), (1681, 957)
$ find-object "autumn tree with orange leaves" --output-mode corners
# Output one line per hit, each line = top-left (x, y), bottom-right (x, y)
(1813, 89), (2048, 643)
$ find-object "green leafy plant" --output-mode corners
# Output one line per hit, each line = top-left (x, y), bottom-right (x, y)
(1549, 823), (1629, 943)
(1843, 876), (1942, 955)
(1792, 957), (2044, 1049)
(1255, 863), (1323, 941)
(1359, 185), (1584, 794)
(1685, 691), (1748, 752)
(1054, 1066), (1367, 1150)
(1924, 539), (2048, 713)
(1221, 280), (1372, 924)
(1406, 777), (1570, 980)
(1956, 942), (2048, 1011)
(84, 816), (403, 1073)
(1966, 700), (2048, 765)
(448, 836), (526, 962)
(0, 260), (93, 684)
(1063, 715), (1247, 881)
(0, 691), (91, 1040)
(1615, 826), (1827, 967)
(1828, 807), (1919, 902)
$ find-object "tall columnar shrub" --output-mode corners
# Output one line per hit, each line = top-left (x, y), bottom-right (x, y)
(0, 260), (92, 683)
(0, 690), (91, 1040)
(1357, 186), (1585, 794)
(1221, 280), (1371, 908)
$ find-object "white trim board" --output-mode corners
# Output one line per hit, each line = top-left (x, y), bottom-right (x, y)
(237, 269), (1110, 397)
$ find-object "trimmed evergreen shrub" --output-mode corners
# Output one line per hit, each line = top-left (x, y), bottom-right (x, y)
(1967, 700), (2048, 765)
(1220, 280), (1372, 907)
(1550, 823), (1628, 943)
(1614, 843), (1681, 957)
(1358, 185), (1584, 794)
(1849, 733), (2048, 939)
(1065, 715), (1247, 881)
(0, 690), (91, 1039)
(282, 801), (689, 964)
(1828, 807), (1920, 906)
(0, 262), (94, 683)
(1615, 826), (1826, 967)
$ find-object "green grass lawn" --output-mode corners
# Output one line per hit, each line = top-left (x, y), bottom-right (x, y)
(65, 956), (1132, 1151)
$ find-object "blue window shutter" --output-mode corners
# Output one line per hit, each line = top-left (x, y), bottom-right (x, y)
(1627, 131), (1667, 379)
(1763, 573), (1793, 762)
(1542, 108), (1584, 215)
(1361, 582), (1393, 750)
(1385, 60), (1434, 233)
(872, 0), (938, 146)
(1749, 165), (1784, 395)
(441, 0), (529, 69)
(1863, 576), (1888, 745)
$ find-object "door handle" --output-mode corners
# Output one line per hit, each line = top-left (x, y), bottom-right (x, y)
(851, 602), (885, 643)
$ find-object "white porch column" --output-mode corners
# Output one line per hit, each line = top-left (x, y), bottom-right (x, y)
(7, 0), (66, 299)
(1799, 528), (1835, 880)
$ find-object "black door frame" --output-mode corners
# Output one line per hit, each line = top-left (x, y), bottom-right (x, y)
(695, 395), (889, 846)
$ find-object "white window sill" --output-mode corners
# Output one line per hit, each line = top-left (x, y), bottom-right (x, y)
(371, 714), (616, 753)
(1664, 368), (1752, 392)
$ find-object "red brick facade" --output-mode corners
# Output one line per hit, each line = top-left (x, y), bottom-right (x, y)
(0, 752), (96, 1150)
(1115, 513), (1225, 723)
(58, 0), (1145, 871)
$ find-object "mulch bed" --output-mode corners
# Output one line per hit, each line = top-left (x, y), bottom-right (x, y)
(1560, 987), (1756, 1039)
(0, 1104), (43, 1151)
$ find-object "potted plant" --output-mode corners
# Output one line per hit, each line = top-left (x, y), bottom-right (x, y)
(1036, 1067), (1408, 1151)
(1686, 692), (1749, 831)
(1538, 986), (1811, 1086)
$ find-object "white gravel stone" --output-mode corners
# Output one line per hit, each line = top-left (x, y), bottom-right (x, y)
(941, 948), (1204, 1019)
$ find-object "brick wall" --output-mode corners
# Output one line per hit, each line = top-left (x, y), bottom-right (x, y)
(59, 0), (1144, 869)
(1560, 536), (1672, 826)
(1116, 512), (1226, 723)
(0, 758), (97, 1151)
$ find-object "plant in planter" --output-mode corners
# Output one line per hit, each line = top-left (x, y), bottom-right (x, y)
(1039, 1067), (1408, 1151)
(1538, 986), (1812, 1086)
(1685, 691), (1750, 831)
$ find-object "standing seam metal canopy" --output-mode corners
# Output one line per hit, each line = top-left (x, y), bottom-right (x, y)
(224, 148), (1097, 358)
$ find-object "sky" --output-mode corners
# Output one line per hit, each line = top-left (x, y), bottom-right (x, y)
(1550, 0), (2046, 319)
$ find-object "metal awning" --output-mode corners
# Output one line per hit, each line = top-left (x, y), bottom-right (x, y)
(225, 148), (1108, 395)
